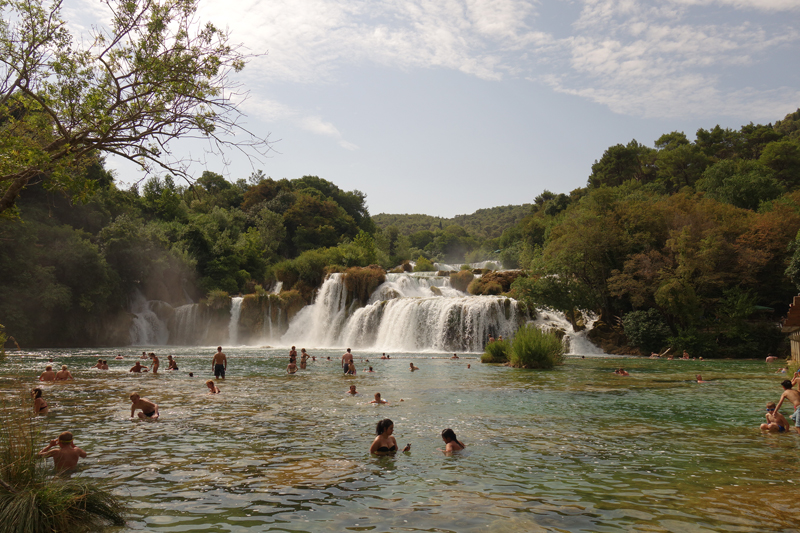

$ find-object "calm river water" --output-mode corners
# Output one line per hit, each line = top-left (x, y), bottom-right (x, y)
(2, 347), (799, 532)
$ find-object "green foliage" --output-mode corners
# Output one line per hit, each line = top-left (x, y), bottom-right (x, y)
(481, 339), (510, 363)
(0, 396), (125, 532)
(588, 140), (656, 188)
(621, 309), (672, 354)
(205, 290), (231, 310)
(696, 160), (782, 210)
(449, 270), (474, 292)
(343, 266), (386, 305)
(507, 325), (566, 369)
(413, 256), (435, 272)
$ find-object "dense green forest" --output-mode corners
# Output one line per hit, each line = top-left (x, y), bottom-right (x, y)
(2, 108), (800, 356)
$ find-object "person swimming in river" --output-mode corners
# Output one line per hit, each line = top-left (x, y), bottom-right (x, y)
(39, 365), (56, 382)
(346, 361), (357, 375)
(130, 361), (149, 373)
(206, 379), (220, 393)
(774, 379), (800, 435)
(287, 360), (298, 374)
(300, 348), (309, 369)
(39, 431), (86, 473)
(614, 368), (629, 376)
(371, 392), (388, 404)
(167, 355), (178, 370)
(130, 393), (159, 420)
(369, 418), (410, 454)
(441, 428), (465, 453)
(92, 359), (103, 369)
(32, 388), (48, 416)
(760, 401), (789, 433)
(365, 366), (375, 372)
(149, 353), (160, 374)
(696, 374), (707, 383)
(346, 385), (358, 396)
(55, 365), (73, 381)
(289, 346), (297, 363)
(409, 362), (419, 372)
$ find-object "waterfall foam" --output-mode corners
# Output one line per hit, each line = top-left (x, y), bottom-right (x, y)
(129, 290), (169, 345)
(532, 309), (605, 356)
(228, 297), (244, 345)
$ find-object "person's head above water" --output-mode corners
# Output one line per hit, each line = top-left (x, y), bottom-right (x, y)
(782, 379), (793, 389)
(376, 418), (393, 435)
(441, 428), (459, 442)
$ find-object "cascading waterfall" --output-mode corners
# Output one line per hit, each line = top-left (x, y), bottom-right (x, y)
(129, 290), (170, 345)
(228, 297), (244, 345)
(532, 308), (605, 355)
(281, 274), (353, 347)
(171, 304), (203, 345)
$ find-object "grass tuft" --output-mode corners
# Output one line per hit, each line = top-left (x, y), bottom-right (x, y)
(508, 324), (566, 369)
(481, 339), (510, 363)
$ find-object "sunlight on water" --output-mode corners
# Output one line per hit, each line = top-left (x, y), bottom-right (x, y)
(3, 347), (799, 532)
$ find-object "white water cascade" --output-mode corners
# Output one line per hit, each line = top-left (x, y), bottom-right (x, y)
(282, 272), (522, 352)
(228, 297), (244, 345)
(532, 308), (605, 356)
(129, 290), (170, 345)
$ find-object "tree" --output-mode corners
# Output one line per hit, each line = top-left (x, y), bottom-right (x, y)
(0, 0), (270, 216)
(588, 140), (656, 188)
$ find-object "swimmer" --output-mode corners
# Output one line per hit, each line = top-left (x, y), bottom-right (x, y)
(287, 360), (298, 374)
(441, 428), (465, 453)
(38, 431), (86, 472)
(141, 351), (148, 359)
(149, 353), (159, 374)
(371, 392), (388, 404)
(451, 353), (459, 359)
(342, 348), (354, 374)
(776, 368), (788, 374)
(369, 419), (410, 454)
(696, 374), (707, 383)
(381, 353), (387, 360)
(761, 401), (789, 433)
(129, 361), (148, 373)
(409, 362), (419, 372)
(346, 385), (358, 396)
(289, 346), (297, 363)
(115, 354), (124, 360)
(39, 365), (56, 382)
(615, 368), (629, 376)
(346, 361), (357, 375)
(766, 355), (778, 363)
(32, 388), (48, 416)
(300, 348), (309, 369)
(206, 379), (220, 393)
(130, 393), (159, 420)
(311, 356), (316, 362)
(365, 366), (375, 372)
(212, 346), (227, 379)
(467, 364), (471, 369)
(774, 379), (800, 435)
(167, 355), (178, 370)
(326, 356), (331, 361)
(55, 365), (73, 381)
(189, 372), (194, 377)
(92, 359), (103, 369)
(101, 360), (108, 370)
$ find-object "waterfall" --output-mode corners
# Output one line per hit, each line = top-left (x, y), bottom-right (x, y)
(171, 304), (203, 345)
(532, 309), (605, 355)
(129, 290), (170, 345)
(228, 297), (244, 345)
(434, 260), (500, 271)
(282, 272), (523, 352)
(281, 273), (352, 347)
(271, 281), (283, 294)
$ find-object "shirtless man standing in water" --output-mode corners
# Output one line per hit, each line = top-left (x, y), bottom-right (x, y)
(212, 347), (227, 379)
(149, 353), (160, 374)
(341, 348), (354, 374)
(774, 379), (800, 434)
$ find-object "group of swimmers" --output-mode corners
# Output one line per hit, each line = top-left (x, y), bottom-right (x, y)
(761, 369), (800, 434)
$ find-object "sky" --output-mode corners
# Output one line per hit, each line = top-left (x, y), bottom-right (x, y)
(72, 0), (800, 218)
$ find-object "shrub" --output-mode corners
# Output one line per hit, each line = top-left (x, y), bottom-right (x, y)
(344, 266), (386, 305)
(0, 396), (125, 532)
(413, 255), (435, 272)
(508, 324), (565, 369)
(449, 270), (474, 292)
(621, 309), (671, 354)
(205, 290), (231, 310)
(481, 339), (510, 363)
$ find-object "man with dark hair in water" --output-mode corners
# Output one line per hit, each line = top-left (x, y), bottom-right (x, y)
(341, 348), (354, 374)
(212, 346), (227, 379)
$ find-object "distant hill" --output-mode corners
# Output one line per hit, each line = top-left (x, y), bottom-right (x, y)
(373, 204), (532, 239)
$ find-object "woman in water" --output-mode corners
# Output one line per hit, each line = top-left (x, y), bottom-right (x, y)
(32, 388), (48, 416)
(441, 428), (465, 453)
(206, 380), (220, 393)
(370, 419), (411, 454)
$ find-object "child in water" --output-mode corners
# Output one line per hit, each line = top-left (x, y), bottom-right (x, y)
(761, 402), (790, 433)
(39, 431), (87, 472)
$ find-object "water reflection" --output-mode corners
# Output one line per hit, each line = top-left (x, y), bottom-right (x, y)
(2, 348), (798, 531)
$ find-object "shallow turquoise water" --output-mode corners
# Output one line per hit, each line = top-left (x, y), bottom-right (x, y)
(2, 347), (799, 532)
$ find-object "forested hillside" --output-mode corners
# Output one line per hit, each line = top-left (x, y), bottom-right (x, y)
(373, 204), (532, 240)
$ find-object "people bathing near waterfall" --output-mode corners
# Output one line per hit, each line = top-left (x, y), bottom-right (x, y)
(115, 354), (124, 359)
(100, 360), (108, 370)
(346, 385), (359, 396)
(130, 393), (159, 419)
(441, 428), (465, 454)
(39, 365), (56, 381)
(300, 348), (309, 369)
(614, 368), (629, 376)
(774, 380), (800, 434)
(32, 388), (48, 416)
(451, 353), (459, 359)
(409, 362), (419, 372)
(761, 402), (790, 433)
(342, 348), (354, 373)
(695, 374), (707, 383)
(55, 365), (74, 381)
(130, 361), (148, 373)
(287, 360), (298, 374)
(39, 431), (86, 473)
(365, 366), (375, 372)
(371, 392), (388, 404)
(92, 359), (103, 369)
(212, 347), (227, 379)
(206, 380), (221, 394)
(381, 353), (387, 359)
(346, 361), (357, 375)
(289, 346), (297, 363)
(370, 419), (411, 454)
(149, 353), (160, 374)
(141, 351), (148, 359)
(167, 355), (178, 370)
